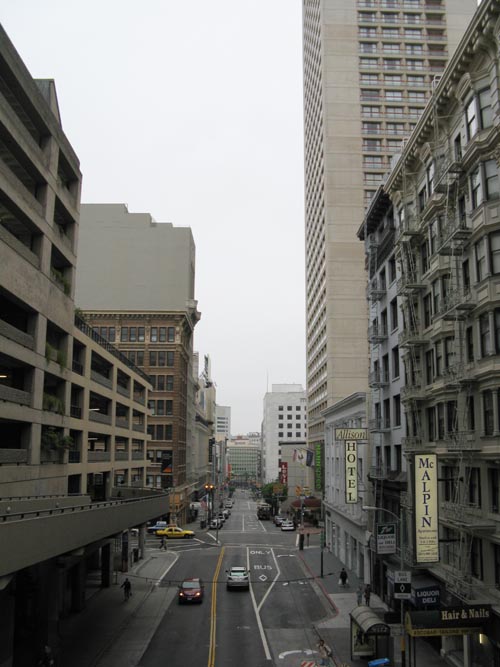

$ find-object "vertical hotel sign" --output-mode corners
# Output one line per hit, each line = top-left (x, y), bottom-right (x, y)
(414, 454), (439, 563)
(345, 441), (358, 503)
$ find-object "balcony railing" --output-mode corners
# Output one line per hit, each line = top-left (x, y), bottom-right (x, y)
(368, 324), (388, 343)
(369, 369), (389, 387)
(0, 318), (34, 349)
(90, 370), (113, 389)
(0, 448), (28, 464)
(0, 384), (31, 406)
(89, 411), (112, 425)
(115, 451), (129, 461)
(87, 451), (111, 462)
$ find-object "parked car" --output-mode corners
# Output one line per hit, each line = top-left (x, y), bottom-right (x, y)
(222, 509), (230, 519)
(156, 526), (195, 539)
(209, 518), (223, 529)
(273, 515), (285, 526)
(217, 512), (226, 522)
(178, 578), (204, 604)
(226, 566), (250, 590)
(281, 520), (296, 531)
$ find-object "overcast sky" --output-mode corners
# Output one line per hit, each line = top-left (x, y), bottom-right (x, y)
(2, 1), (306, 435)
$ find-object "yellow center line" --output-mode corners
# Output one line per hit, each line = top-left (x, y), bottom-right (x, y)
(208, 546), (225, 667)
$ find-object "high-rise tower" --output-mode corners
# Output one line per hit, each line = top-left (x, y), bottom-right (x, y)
(302, 0), (478, 453)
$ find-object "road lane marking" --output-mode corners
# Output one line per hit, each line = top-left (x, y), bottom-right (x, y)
(208, 546), (225, 667)
(247, 547), (271, 661)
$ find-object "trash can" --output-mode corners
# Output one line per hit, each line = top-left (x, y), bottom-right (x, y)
(200, 520), (207, 529)
(368, 659), (390, 667)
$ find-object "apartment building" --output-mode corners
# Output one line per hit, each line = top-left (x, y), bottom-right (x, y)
(75, 204), (201, 524)
(0, 26), (167, 664)
(216, 404), (231, 439)
(374, 0), (500, 661)
(262, 385), (308, 483)
(302, 0), (478, 459)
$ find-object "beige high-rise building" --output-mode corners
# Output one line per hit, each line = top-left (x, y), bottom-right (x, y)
(302, 0), (478, 457)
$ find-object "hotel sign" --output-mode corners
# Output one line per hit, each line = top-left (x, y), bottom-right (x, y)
(345, 440), (358, 503)
(335, 428), (367, 440)
(414, 454), (439, 563)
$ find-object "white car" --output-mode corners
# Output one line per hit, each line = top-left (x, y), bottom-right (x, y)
(209, 518), (223, 529)
(281, 520), (296, 531)
(226, 566), (250, 590)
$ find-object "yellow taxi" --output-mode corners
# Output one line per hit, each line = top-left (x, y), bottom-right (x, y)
(156, 526), (195, 539)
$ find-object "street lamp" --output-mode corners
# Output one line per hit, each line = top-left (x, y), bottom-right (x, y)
(362, 505), (406, 667)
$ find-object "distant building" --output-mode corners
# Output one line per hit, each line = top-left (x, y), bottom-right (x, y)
(227, 442), (261, 487)
(215, 405), (231, 439)
(262, 385), (307, 483)
(75, 203), (201, 523)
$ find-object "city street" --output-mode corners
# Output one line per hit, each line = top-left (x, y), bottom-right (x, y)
(140, 490), (331, 667)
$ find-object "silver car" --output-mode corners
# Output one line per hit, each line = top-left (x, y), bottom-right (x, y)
(226, 566), (250, 590)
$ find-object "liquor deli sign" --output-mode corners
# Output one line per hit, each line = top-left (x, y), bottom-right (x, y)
(414, 453), (439, 563)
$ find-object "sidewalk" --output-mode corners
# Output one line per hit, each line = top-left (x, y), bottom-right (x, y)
(298, 540), (447, 667)
(58, 549), (178, 667)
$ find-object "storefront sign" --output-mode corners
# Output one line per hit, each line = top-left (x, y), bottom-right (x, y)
(406, 605), (491, 637)
(414, 454), (439, 563)
(376, 523), (396, 554)
(279, 464), (287, 485)
(345, 440), (358, 503)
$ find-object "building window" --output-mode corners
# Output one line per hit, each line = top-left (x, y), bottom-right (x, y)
(383, 398), (391, 428)
(444, 336), (455, 369)
(466, 97), (478, 139)
(150, 327), (158, 342)
(165, 425), (173, 440)
(120, 327), (129, 342)
(394, 395), (401, 426)
(156, 401), (165, 416)
(390, 298), (398, 331)
(158, 351), (166, 366)
(425, 350), (434, 384)
(278, 406), (283, 411)
(489, 468), (500, 513)
(437, 403), (445, 439)
(166, 400), (173, 415)
(468, 396), (475, 431)
(490, 232), (500, 274)
(475, 238), (486, 282)
(166, 375), (174, 391)
(470, 538), (483, 580)
(149, 351), (157, 366)
(480, 313), (491, 357)
(485, 160), (499, 200)
(159, 327), (166, 342)
(427, 407), (435, 441)
(167, 352), (174, 366)
(483, 390), (494, 435)
(432, 278), (441, 314)
(479, 88), (493, 129)
(392, 345), (399, 378)
(435, 341), (442, 376)
(424, 293), (432, 328)
(463, 259), (470, 292)
(471, 167), (482, 208)
(466, 326), (474, 362)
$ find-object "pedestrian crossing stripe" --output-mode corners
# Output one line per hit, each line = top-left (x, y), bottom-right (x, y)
(300, 662), (316, 667)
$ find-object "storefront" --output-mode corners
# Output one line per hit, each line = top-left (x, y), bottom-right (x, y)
(405, 604), (493, 667)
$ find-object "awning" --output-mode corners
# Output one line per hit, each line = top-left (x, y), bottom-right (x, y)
(350, 606), (391, 636)
(291, 498), (322, 510)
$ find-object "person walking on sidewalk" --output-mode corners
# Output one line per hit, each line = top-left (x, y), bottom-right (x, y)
(364, 583), (371, 606)
(339, 568), (348, 587)
(121, 577), (132, 601)
(159, 536), (166, 550)
(317, 638), (333, 666)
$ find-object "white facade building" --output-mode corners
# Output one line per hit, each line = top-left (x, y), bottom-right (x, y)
(262, 385), (307, 483)
(215, 405), (231, 439)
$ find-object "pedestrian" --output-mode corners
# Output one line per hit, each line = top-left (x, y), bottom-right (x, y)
(364, 583), (371, 606)
(37, 645), (55, 667)
(121, 577), (132, 600)
(357, 584), (363, 606)
(306, 532), (310, 547)
(317, 638), (333, 666)
(159, 536), (166, 550)
(339, 568), (348, 587)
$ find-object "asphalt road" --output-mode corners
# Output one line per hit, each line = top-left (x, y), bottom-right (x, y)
(139, 490), (332, 667)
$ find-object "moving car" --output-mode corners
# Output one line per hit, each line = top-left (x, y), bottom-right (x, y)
(281, 520), (296, 531)
(147, 521), (169, 534)
(226, 566), (250, 590)
(222, 509), (230, 519)
(156, 526), (195, 539)
(273, 515), (285, 526)
(178, 578), (204, 604)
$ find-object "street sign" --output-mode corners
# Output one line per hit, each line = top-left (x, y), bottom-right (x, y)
(376, 523), (397, 554)
(394, 570), (411, 599)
